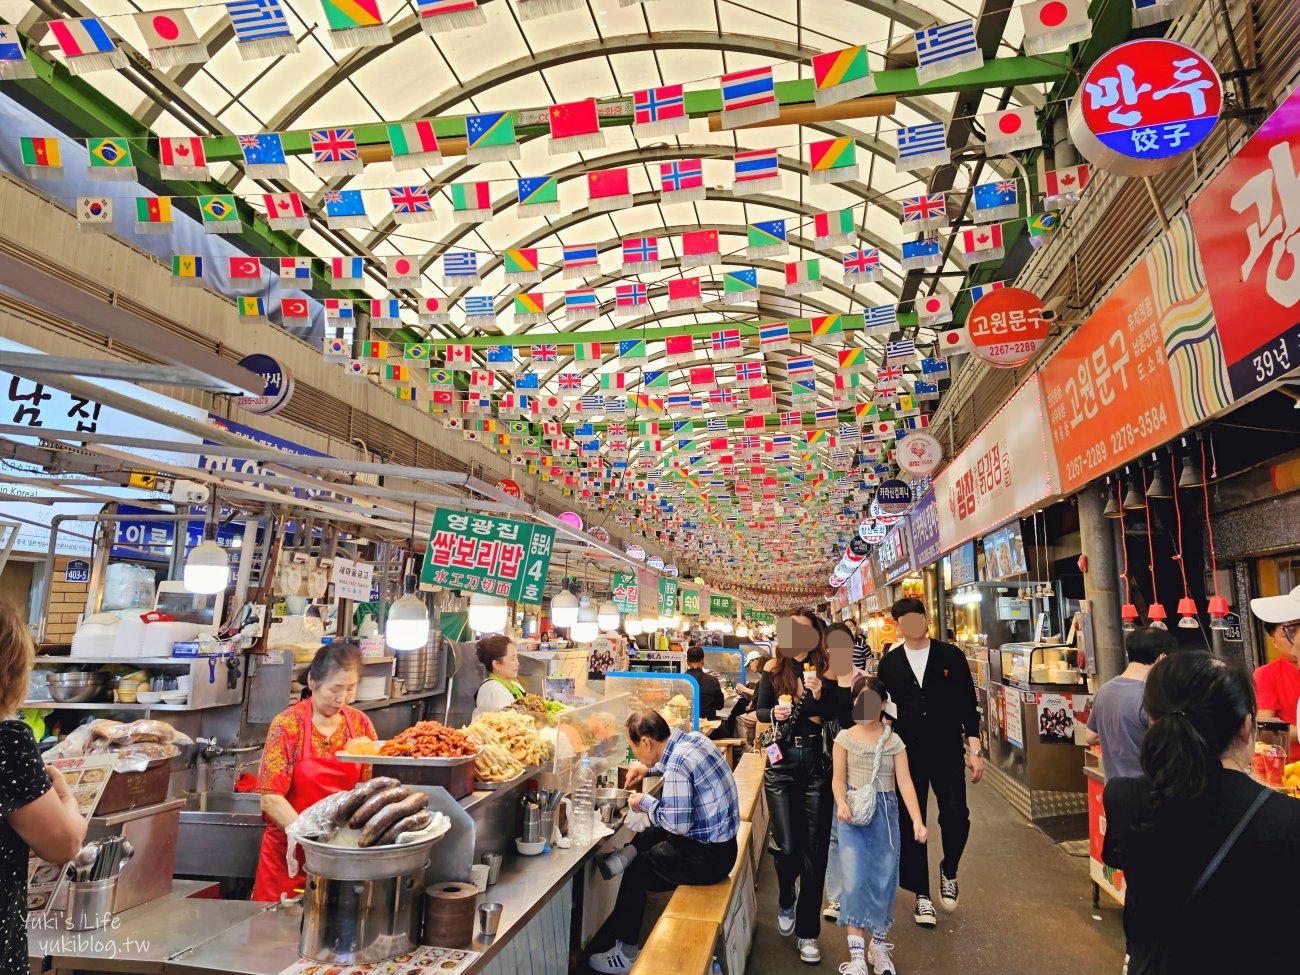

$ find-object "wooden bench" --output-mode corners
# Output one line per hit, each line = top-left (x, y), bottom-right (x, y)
(712, 738), (746, 769)
(663, 822), (753, 925)
(629, 916), (720, 975)
(731, 755), (769, 878)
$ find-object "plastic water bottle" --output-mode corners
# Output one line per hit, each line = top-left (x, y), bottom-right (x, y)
(571, 758), (596, 846)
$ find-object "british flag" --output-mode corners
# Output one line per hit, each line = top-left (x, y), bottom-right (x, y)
(311, 128), (358, 166)
(389, 185), (432, 214)
(531, 344), (558, 361)
(558, 372), (584, 391)
(843, 249), (880, 275)
(901, 193), (947, 223)
(877, 366), (905, 382)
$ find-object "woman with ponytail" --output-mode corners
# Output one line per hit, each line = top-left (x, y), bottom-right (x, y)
(1102, 651), (1300, 973)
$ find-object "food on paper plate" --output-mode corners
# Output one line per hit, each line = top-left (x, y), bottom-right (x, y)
(379, 721), (477, 759)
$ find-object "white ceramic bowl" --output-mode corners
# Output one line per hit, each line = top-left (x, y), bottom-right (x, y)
(160, 691), (188, 705)
(515, 838), (546, 856)
(135, 691), (164, 705)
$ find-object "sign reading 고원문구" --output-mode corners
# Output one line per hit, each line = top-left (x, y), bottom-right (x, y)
(421, 508), (555, 604)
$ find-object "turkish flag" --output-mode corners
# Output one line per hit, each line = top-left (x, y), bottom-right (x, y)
(228, 256), (261, 279)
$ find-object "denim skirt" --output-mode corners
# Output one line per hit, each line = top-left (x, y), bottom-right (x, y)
(836, 789), (900, 938)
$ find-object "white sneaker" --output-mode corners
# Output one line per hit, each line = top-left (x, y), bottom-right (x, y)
(838, 961), (869, 975)
(798, 938), (821, 964)
(822, 901), (839, 922)
(590, 945), (637, 974)
(869, 941), (897, 975)
(777, 905), (796, 937)
(939, 872), (959, 911)
(913, 895), (937, 928)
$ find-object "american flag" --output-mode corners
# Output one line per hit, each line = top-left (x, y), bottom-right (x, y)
(634, 85), (685, 125)
(901, 193), (947, 222)
(389, 186), (432, 214)
(311, 128), (358, 166)
(660, 159), (703, 192)
(531, 344), (558, 361)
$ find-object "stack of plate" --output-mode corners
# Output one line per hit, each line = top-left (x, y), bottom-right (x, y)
(395, 650), (428, 692)
(355, 675), (389, 702)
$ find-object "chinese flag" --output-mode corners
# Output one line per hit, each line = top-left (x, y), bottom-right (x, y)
(682, 229), (719, 257)
(587, 168), (630, 200)
(549, 99), (600, 139)
(668, 277), (702, 301)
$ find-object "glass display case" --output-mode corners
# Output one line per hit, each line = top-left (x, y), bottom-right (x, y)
(993, 643), (1083, 691)
(703, 649), (745, 688)
(538, 693), (631, 793)
(603, 672), (700, 732)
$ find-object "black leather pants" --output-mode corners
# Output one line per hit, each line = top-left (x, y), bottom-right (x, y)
(764, 739), (832, 939)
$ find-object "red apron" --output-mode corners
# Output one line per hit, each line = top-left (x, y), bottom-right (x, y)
(251, 700), (364, 902)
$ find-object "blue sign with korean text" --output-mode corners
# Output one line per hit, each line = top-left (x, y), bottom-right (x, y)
(909, 489), (942, 568)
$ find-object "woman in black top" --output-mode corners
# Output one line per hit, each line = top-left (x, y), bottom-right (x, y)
(755, 611), (839, 962)
(0, 602), (87, 975)
(1103, 651), (1300, 974)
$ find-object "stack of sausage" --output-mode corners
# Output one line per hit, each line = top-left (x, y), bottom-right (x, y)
(334, 778), (434, 847)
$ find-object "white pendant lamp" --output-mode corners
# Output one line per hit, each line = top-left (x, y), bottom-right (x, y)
(468, 593), (508, 634)
(551, 588), (579, 629)
(571, 595), (599, 643)
(183, 537), (229, 594)
(624, 616), (644, 636)
(386, 571), (430, 650)
(597, 599), (621, 631)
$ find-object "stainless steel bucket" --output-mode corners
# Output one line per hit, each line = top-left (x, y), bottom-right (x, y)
(299, 870), (424, 965)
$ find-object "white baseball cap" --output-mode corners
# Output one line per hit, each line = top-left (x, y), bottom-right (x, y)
(745, 650), (762, 665)
(1250, 585), (1300, 625)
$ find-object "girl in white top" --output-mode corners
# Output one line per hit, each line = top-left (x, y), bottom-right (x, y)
(832, 678), (927, 975)
(474, 636), (525, 717)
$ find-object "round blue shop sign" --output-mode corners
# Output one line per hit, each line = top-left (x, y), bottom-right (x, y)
(235, 353), (294, 415)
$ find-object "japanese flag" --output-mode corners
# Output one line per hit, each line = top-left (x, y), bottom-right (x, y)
(937, 326), (972, 356)
(1021, 0), (1091, 54)
(916, 293), (952, 327)
(982, 107), (1040, 155)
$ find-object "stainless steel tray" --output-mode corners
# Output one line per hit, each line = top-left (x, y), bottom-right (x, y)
(336, 746), (480, 768)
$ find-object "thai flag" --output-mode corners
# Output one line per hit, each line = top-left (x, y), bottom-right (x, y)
(666, 394), (691, 412)
(721, 67), (776, 113)
(565, 291), (599, 313)
(531, 344), (558, 361)
(787, 355), (814, 377)
(734, 148), (778, 185)
(760, 322), (790, 347)
(660, 159), (703, 192)
(563, 244), (600, 268)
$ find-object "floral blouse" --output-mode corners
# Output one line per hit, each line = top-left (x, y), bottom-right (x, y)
(256, 703), (375, 796)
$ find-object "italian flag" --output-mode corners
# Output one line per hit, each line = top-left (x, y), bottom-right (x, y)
(387, 120), (442, 169)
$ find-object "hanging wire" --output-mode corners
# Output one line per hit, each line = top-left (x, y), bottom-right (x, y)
(1168, 450), (1190, 599)
(1200, 436), (1221, 598)
(1142, 467), (1159, 605)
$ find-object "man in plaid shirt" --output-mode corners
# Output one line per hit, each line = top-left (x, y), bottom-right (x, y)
(589, 711), (740, 974)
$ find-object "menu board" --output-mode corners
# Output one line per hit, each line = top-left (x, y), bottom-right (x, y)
(1041, 213), (1232, 494)
(422, 509), (555, 604)
(27, 755), (116, 913)
(877, 524), (913, 583)
(981, 523), (1028, 581)
(948, 542), (978, 587)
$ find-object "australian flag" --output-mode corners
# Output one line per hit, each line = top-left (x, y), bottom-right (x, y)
(324, 189), (365, 223)
(973, 180), (1018, 222)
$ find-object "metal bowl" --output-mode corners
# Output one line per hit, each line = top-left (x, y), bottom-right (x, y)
(296, 834), (442, 882)
(48, 672), (108, 685)
(47, 673), (108, 703)
(595, 788), (629, 814)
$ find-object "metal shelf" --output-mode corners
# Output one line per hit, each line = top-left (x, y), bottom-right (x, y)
(21, 700), (201, 711)
(353, 689), (441, 712)
(33, 657), (193, 666)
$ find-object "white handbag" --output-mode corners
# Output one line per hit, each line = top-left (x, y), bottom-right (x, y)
(846, 729), (890, 826)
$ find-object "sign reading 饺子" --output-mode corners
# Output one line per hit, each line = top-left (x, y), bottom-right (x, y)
(710, 594), (735, 617)
(612, 571), (639, 614)
(1068, 38), (1222, 178)
(658, 576), (679, 616)
(681, 587), (702, 616)
(421, 508), (555, 604)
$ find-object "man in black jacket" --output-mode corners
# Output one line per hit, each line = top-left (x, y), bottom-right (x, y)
(683, 645), (725, 720)
(876, 596), (984, 929)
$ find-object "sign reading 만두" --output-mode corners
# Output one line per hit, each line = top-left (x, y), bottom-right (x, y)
(1190, 87), (1300, 400)
(1069, 38), (1222, 177)
(898, 432), (944, 477)
(967, 287), (1051, 368)
(909, 489), (942, 568)
(934, 375), (1060, 551)
(421, 508), (555, 604)
(1042, 213), (1230, 493)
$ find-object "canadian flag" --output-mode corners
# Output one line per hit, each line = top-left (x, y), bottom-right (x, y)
(263, 193), (304, 222)
(445, 344), (473, 368)
(1041, 165), (1091, 203)
(961, 223), (1004, 261)
(938, 326), (972, 356)
(158, 136), (206, 177)
(469, 369), (495, 388)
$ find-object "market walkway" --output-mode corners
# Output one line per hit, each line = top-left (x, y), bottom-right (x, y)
(748, 784), (1127, 975)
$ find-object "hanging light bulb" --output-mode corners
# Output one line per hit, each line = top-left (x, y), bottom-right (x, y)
(736, 622), (750, 638)
(597, 599), (621, 631)
(1121, 603), (1141, 633)
(467, 592), (508, 635)
(1148, 602), (1169, 630)
(183, 536), (229, 594)
(387, 572), (431, 649)
(550, 588), (579, 629)
(1146, 466), (1173, 499)
(1043, 580), (1055, 597)
(571, 595), (599, 643)
(1103, 494), (1122, 518)
(624, 616), (644, 637)
(1176, 596), (1200, 629)
(1207, 594), (1230, 631)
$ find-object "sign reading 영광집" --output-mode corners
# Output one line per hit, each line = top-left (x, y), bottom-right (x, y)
(681, 587), (702, 616)
(710, 594), (735, 617)
(421, 508), (555, 604)
(612, 571), (639, 614)
(658, 577), (679, 616)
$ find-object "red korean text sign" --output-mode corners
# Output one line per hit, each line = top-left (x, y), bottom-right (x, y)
(1069, 39), (1222, 177)
(967, 287), (1051, 368)
(1190, 87), (1300, 399)
(1040, 259), (1184, 494)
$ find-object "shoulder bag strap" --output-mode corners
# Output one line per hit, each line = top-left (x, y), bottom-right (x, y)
(1186, 787), (1271, 904)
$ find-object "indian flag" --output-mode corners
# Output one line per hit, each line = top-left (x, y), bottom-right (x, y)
(809, 137), (858, 184)
(387, 119), (442, 169)
(812, 45), (874, 105)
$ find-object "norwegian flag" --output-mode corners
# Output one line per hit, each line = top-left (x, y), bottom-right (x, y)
(735, 362), (764, 386)
(531, 344), (558, 362)
(621, 237), (660, 275)
(660, 159), (704, 205)
(633, 84), (687, 137)
(901, 193), (948, 229)
(780, 411), (803, 429)
(711, 329), (742, 355)
(615, 283), (648, 315)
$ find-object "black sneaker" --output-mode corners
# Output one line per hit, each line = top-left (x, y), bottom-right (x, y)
(939, 872), (959, 911)
(913, 895), (938, 927)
